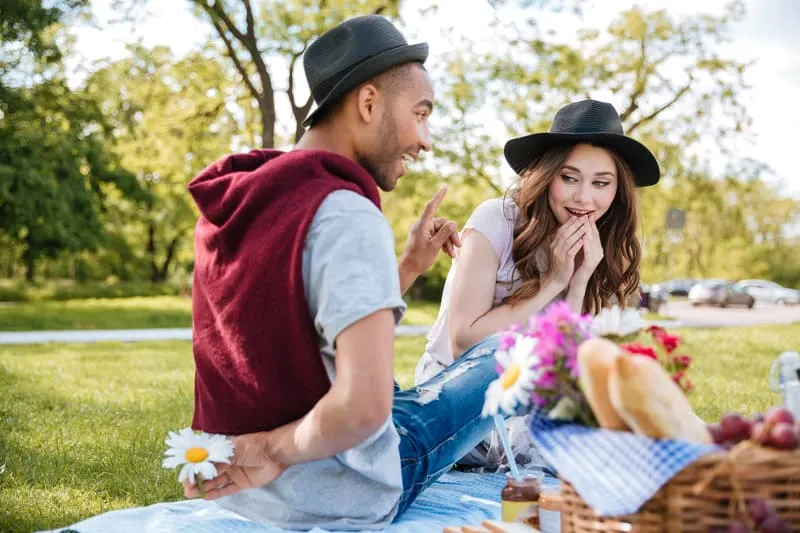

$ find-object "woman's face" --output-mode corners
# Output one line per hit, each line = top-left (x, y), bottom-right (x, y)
(548, 143), (619, 224)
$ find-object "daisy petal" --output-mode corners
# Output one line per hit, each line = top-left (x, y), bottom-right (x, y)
(198, 461), (218, 481)
(178, 463), (194, 484)
(162, 456), (183, 469)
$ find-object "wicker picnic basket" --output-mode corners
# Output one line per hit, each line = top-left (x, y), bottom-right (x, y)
(547, 443), (800, 532)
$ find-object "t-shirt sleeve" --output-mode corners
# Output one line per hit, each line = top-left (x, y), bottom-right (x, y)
(304, 190), (407, 350)
(464, 198), (515, 261)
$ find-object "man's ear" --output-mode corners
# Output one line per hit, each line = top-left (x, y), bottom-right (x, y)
(356, 83), (381, 125)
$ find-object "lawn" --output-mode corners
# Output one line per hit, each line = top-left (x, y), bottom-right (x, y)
(0, 324), (796, 532)
(0, 297), (441, 331)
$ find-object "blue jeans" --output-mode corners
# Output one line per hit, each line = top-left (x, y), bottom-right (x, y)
(392, 336), (499, 517)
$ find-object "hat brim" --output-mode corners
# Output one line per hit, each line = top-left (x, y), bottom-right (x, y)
(504, 132), (660, 187)
(303, 42), (429, 127)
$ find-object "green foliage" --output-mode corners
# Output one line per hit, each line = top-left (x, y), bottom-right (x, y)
(0, 78), (145, 281)
(2, 0), (799, 293)
(182, 0), (403, 147)
(82, 44), (236, 282)
(429, 1), (799, 289)
(0, 0), (89, 66)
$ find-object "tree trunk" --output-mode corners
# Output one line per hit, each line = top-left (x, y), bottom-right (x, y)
(24, 255), (35, 282)
(154, 235), (182, 283)
(148, 221), (159, 283)
(260, 93), (276, 148)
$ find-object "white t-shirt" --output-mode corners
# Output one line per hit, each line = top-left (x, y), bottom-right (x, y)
(415, 197), (550, 383)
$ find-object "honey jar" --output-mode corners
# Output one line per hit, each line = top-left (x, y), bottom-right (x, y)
(500, 474), (541, 528)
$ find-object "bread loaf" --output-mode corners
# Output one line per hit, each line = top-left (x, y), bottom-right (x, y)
(577, 338), (630, 430)
(608, 354), (711, 444)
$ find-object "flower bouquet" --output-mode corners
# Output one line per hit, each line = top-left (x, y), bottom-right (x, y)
(482, 301), (694, 425)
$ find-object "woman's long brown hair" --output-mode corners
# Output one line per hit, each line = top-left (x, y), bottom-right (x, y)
(505, 142), (641, 313)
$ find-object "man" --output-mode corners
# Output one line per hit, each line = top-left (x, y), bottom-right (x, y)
(185, 15), (499, 530)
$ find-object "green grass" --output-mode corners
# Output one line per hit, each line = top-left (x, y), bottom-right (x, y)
(0, 296), (193, 331)
(0, 324), (795, 532)
(0, 297), (439, 331)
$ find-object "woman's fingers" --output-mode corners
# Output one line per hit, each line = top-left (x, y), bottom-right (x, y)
(555, 223), (586, 259)
(551, 216), (583, 249)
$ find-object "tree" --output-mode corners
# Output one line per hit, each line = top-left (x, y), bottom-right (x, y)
(429, 1), (763, 286)
(0, 79), (144, 281)
(0, 0), (145, 281)
(182, 0), (403, 148)
(84, 44), (237, 282)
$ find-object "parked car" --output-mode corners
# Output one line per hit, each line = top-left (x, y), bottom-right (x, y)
(735, 279), (800, 305)
(640, 283), (669, 313)
(688, 280), (755, 308)
(662, 278), (698, 296)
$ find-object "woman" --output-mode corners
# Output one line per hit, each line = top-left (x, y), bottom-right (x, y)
(415, 99), (660, 466)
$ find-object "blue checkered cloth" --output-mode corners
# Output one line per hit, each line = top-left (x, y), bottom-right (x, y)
(528, 414), (720, 516)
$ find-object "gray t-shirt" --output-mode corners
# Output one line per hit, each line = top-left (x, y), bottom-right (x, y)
(217, 190), (407, 530)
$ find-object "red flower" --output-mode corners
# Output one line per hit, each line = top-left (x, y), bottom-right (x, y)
(657, 333), (681, 353)
(622, 342), (658, 360)
(674, 354), (692, 369)
(672, 371), (694, 393)
(646, 325), (666, 336)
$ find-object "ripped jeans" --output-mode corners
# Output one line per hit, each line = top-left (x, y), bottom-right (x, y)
(392, 335), (499, 516)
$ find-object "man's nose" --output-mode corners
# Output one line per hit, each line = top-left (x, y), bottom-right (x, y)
(418, 124), (432, 152)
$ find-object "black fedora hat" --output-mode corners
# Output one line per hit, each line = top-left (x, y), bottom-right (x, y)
(302, 15), (428, 127)
(504, 100), (660, 187)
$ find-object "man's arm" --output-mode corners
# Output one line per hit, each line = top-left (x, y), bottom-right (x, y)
(185, 308), (396, 499)
(264, 308), (396, 465)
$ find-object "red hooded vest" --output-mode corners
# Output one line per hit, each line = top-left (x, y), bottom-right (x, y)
(188, 149), (381, 435)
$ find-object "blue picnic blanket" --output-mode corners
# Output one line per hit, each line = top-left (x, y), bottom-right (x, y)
(528, 414), (720, 516)
(41, 471), (505, 533)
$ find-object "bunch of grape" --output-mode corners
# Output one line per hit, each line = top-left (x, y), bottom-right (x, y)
(707, 498), (791, 532)
(707, 407), (800, 450)
(704, 407), (798, 532)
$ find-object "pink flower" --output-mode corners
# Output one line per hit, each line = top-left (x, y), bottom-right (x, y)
(499, 331), (516, 351)
(535, 371), (557, 389)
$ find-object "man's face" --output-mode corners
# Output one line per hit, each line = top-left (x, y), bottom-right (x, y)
(358, 65), (434, 191)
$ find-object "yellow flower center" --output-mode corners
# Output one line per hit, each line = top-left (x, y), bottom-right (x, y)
(185, 447), (209, 463)
(500, 363), (521, 390)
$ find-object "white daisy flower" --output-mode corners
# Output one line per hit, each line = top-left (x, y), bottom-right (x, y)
(590, 305), (645, 339)
(162, 428), (234, 485)
(482, 334), (540, 417)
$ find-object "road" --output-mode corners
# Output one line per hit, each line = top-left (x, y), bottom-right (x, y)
(0, 303), (797, 345)
(658, 300), (800, 328)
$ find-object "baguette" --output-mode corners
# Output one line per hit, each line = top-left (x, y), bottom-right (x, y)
(577, 338), (630, 430)
(608, 354), (711, 444)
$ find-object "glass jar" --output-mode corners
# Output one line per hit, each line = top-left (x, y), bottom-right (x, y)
(538, 489), (562, 533)
(500, 474), (541, 528)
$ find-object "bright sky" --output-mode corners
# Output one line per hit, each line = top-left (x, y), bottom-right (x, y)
(68, 0), (800, 197)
